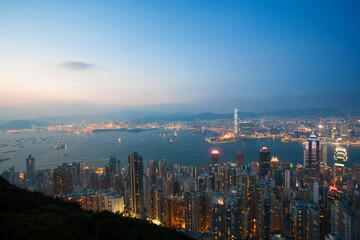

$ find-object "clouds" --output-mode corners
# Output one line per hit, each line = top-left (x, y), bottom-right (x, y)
(59, 61), (94, 71)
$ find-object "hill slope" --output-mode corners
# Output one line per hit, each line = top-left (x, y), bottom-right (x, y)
(0, 120), (49, 130)
(0, 177), (192, 240)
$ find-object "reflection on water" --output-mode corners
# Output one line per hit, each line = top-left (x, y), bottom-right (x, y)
(0, 130), (359, 172)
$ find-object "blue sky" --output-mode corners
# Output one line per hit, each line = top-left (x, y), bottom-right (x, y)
(1, 0), (360, 118)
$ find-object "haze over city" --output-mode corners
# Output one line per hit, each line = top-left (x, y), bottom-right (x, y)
(1, 0), (360, 119)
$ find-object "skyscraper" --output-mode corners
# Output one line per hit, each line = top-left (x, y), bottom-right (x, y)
(128, 152), (144, 217)
(53, 163), (73, 195)
(25, 154), (35, 184)
(109, 154), (118, 174)
(334, 147), (348, 189)
(259, 147), (271, 178)
(290, 200), (307, 240)
(320, 141), (328, 166)
(270, 156), (279, 180)
(211, 196), (225, 239)
(159, 159), (167, 179)
(211, 150), (220, 166)
(261, 192), (271, 240)
(304, 135), (321, 179)
(184, 192), (200, 232)
(234, 108), (239, 135)
(236, 151), (244, 166)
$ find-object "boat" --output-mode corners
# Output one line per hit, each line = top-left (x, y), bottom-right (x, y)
(3, 149), (16, 153)
(54, 144), (66, 150)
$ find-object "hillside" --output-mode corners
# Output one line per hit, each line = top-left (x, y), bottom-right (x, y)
(0, 176), (192, 240)
(0, 120), (49, 130)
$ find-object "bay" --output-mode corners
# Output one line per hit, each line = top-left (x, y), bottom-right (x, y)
(1, 129), (360, 172)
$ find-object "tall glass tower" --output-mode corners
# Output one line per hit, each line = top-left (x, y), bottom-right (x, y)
(25, 154), (35, 184)
(334, 146), (348, 189)
(234, 108), (239, 135)
(259, 147), (271, 178)
(128, 152), (144, 217)
(304, 135), (320, 178)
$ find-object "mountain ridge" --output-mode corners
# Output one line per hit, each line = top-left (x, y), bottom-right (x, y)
(0, 107), (347, 129)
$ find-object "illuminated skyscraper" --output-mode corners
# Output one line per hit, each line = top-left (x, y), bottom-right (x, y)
(259, 147), (271, 178)
(53, 163), (73, 195)
(304, 135), (321, 178)
(25, 154), (35, 184)
(211, 195), (225, 239)
(234, 108), (239, 135)
(225, 195), (239, 240)
(270, 156), (279, 180)
(184, 192), (200, 232)
(290, 200), (307, 240)
(128, 152), (144, 216)
(320, 141), (328, 166)
(211, 150), (220, 166)
(334, 147), (348, 189)
(148, 186), (162, 222)
(261, 192), (271, 240)
(307, 203), (320, 240)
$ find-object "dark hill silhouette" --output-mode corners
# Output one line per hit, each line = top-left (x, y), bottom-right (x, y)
(0, 176), (192, 240)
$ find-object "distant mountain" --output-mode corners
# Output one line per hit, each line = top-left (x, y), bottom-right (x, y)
(259, 107), (345, 118)
(0, 120), (9, 125)
(0, 120), (49, 130)
(2, 107), (346, 125)
(134, 108), (342, 122)
(0, 176), (192, 240)
(33, 109), (170, 123)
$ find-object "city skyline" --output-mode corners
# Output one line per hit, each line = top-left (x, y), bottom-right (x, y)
(1, 1), (360, 119)
(1, 2), (360, 239)
(2, 105), (360, 239)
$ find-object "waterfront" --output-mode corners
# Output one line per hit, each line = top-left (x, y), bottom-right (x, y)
(1, 129), (360, 172)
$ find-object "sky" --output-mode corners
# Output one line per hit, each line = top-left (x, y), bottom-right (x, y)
(1, 0), (360, 119)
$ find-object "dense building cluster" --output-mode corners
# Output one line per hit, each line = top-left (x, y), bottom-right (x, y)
(2, 135), (360, 240)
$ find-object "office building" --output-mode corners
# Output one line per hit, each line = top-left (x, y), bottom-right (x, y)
(304, 135), (321, 180)
(334, 147), (348, 190)
(211, 150), (220, 166)
(234, 108), (239, 135)
(259, 147), (271, 178)
(128, 152), (144, 217)
(25, 154), (35, 184)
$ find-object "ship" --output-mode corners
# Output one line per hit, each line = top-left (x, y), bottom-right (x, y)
(3, 149), (16, 153)
(54, 144), (67, 150)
